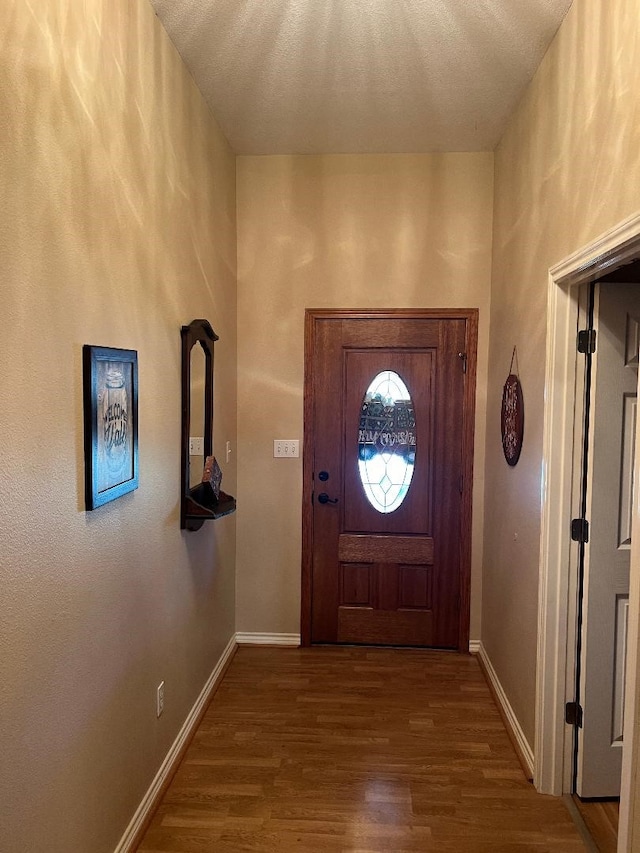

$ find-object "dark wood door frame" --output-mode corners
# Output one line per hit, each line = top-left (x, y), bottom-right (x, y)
(300, 308), (479, 650)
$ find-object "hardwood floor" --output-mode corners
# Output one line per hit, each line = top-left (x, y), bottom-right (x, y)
(572, 797), (619, 853)
(136, 646), (586, 852)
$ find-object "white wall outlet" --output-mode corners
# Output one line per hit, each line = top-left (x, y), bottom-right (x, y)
(189, 437), (204, 455)
(156, 681), (165, 718)
(274, 439), (300, 458)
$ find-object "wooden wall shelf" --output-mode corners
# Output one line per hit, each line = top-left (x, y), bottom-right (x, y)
(184, 484), (236, 531)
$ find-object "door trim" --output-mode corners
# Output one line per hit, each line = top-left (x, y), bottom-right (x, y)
(537, 211), (640, 849)
(301, 308), (479, 651)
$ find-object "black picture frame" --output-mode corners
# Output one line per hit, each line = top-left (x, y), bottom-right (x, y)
(83, 345), (139, 510)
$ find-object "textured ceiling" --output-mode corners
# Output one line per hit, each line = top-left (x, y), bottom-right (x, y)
(149, 0), (573, 154)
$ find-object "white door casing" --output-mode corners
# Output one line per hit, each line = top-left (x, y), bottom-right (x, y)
(537, 211), (640, 852)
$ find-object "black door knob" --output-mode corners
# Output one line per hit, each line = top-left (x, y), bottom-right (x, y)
(317, 492), (339, 505)
(318, 470), (329, 481)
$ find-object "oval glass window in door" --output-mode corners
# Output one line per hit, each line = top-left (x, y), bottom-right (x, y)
(357, 370), (417, 513)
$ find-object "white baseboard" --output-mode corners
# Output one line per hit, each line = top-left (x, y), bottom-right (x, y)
(469, 639), (481, 654)
(476, 642), (535, 779)
(235, 632), (300, 646)
(114, 634), (237, 853)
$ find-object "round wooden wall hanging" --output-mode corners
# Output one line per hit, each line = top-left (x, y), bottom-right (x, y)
(501, 348), (524, 466)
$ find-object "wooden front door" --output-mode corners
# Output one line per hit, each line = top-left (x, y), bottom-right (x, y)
(302, 310), (477, 651)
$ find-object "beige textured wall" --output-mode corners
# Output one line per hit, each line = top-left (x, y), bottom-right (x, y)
(236, 153), (494, 640)
(484, 0), (640, 747)
(0, 3), (236, 852)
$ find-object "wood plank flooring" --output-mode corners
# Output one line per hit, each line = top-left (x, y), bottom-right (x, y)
(573, 797), (619, 853)
(136, 646), (586, 852)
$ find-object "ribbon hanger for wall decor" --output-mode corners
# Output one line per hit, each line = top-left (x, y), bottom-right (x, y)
(509, 345), (519, 379)
(501, 346), (524, 466)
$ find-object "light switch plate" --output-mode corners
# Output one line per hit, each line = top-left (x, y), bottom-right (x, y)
(274, 440), (299, 458)
(189, 437), (204, 455)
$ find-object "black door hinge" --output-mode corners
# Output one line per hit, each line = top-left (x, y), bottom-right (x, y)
(577, 329), (597, 354)
(571, 518), (589, 543)
(565, 701), (583, 727)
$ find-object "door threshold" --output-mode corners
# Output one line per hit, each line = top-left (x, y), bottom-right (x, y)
(569, 794), (619, 853)
(310, 641), (460, 651)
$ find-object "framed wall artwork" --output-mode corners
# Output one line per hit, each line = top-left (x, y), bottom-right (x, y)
(83, 345), (139, 510)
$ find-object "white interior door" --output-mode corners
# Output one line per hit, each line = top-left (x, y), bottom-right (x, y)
(578, 282), (640, 798)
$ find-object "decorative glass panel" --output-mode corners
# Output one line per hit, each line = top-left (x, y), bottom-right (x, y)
(358, 370), (416, 513)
